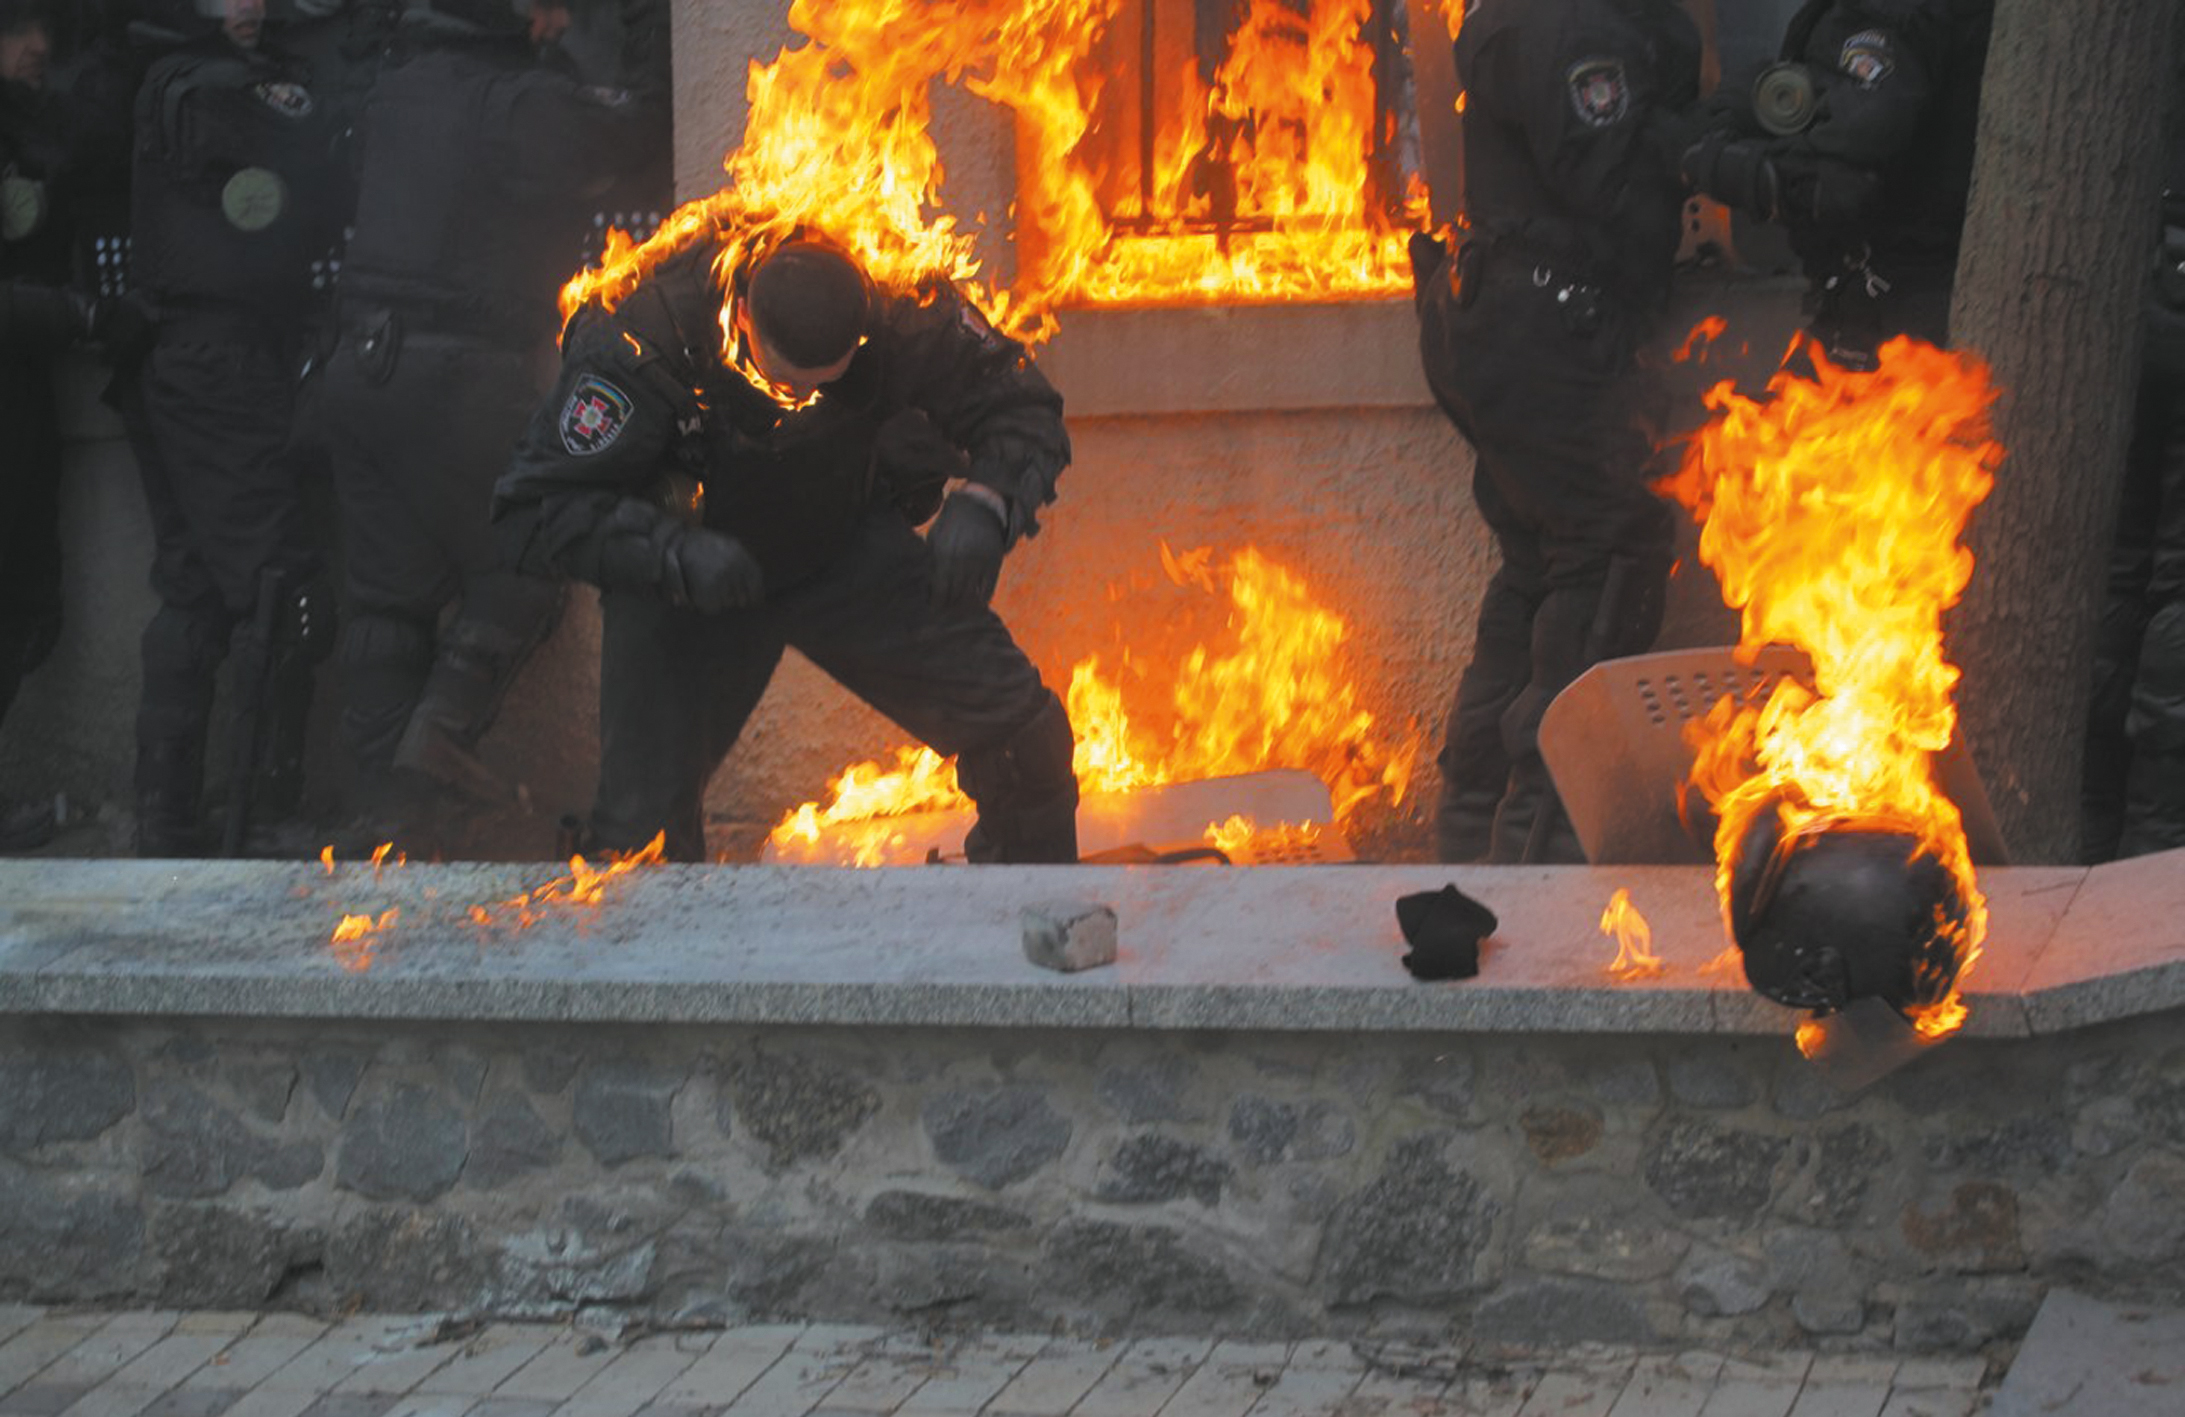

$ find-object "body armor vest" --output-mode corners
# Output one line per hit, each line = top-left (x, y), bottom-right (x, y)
(129, 44), (333, 311)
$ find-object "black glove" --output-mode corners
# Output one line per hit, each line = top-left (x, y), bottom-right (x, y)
(1780, 158), (1882, 228)
(90, 291), (158, 362)
(927, 490), (1006, 611)
(1407, 231), (1448, 303)
(1682, 133), (1780, 221)
(1395, 884), (1498, 981)
(665, 526), (764, 613)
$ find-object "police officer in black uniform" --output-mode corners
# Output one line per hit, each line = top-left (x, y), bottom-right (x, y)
(2084, 74), (2185, 862)
(492, 225), (1080, 865)
(1682, 0), (1993, 367)
(121, 0), (347, 855)
(1411, 0), (1698, 864)
(310, 0), (665, 840)
(1, 0), (97, 850)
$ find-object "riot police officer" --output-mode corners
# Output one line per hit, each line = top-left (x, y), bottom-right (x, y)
(1411, 0), (1699, 864)
(120, 0), (348, 856)
(2084, 76), (2185, 862)
(1682, 0), (1994, 367)
(1, 0), (90, 851)
(492, 227), (1080, 865)
(309, 0), (665, 847)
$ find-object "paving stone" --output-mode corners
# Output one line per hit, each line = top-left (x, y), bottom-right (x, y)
(371, 1398), (480, 1417)
(654, 1328), (803, 1409)
(217, 1390), (318, 1417)
(327, 1335), (462, 1397)
(262, 1323), (422, 1394)
(1804, 1357), (1898, 1387)
(550, 1335), (708, 1417)
(180, 1326), (327, 1393)
(810, 1353), (933, 1415)
(1885, 1359), (1985, 1392)
(409, 1330), (556, 1399)
(1068, 1337), (1213, 1417)
(295, 1397), (399, 1417)
(56, 1387), (166, 1417)
(32, 1317), (178, 1392)
(98, 1333), (234, 1395)
(137, 1391), (247, 1417)
(1331, 1368), (1451, 1417)
(463, 1402), (558, 1417)
(1, 1316), (109, 1393)
(1155, 1340), (1289, 1417)
(0, 1313), (44, 1350)
(495, 1339), (624, 1404)
(1876, 1393), (1976, 1417)
(168, 1320), (256, 1340)
(893, 1335), (1039, 1416)
(627, 1405), (715, 1417)
(1780, 1383), (1888, 1417)
(1236, 1358), (1362, 1417)
(712, 1334), (853, 1417)
(1696, 1380), (1800, 1417)
(1606, 1352), (1731, 1417)
(981, 1341), (1117, 1416)
(1511, 1368), (1623, 1417)
(0, 1387), (94, 1416)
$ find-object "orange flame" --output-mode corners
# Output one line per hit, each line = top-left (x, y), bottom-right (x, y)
(1204, 814), (1323, 861)
(330, 908), (397, 973)
(768, 543), (1416, 862)
(467, 832), (671, 932)
(560, 0), (1433, 344)
(1599, 887), (1665, 981)
(1656, 336), (2001, 1036)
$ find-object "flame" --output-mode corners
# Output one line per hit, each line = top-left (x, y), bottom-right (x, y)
(1598, 887), (1665, 981)
(467, 832), (671, 932)
(1657, 336), (2001, 1036)
(1794, 1017), (1826, 1058)
(767, 543), (1416, 862)
(559, 0), (1435, 345)
(330, 908), (397, 973)
(1204, 814), (1323, 861)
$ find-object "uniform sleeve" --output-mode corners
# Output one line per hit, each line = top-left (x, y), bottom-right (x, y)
(890, 281), (1072, 544)
(495, 70), (670, 206)
(1785, 12), (1937, 168)
(1485, 6), (1689, 237)
(490, 319), (690, 589)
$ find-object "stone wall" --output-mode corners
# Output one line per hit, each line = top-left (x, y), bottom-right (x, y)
(7, 1010), (2182, 1352)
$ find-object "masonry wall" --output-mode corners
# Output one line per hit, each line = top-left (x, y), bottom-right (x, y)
(6, 1011), (2182, 1352)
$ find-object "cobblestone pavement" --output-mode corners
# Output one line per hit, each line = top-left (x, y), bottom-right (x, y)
(0, 1306), (1997, 1417)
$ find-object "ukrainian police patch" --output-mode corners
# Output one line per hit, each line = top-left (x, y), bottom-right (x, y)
(252, 80), (314, 119)
(1567, 58), (1630, 127)
(1840, 30), (1893, 85)
(560, 375), (634, 456)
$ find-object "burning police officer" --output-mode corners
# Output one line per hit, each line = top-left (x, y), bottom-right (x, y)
(311, 0), (665, 848)
(1411, 0), (1699, 864)
(1682, 0), (1994, 367)
(120, 0), (349, 856)
(491, 222), (1080, 864)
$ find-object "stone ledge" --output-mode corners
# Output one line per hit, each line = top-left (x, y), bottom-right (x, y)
(4, 851), (2179, 1038)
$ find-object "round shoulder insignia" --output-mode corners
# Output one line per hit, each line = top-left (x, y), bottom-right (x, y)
(1839, 30), (1894, 86)
(1566, 58), (1631, 128)
(560, 373), (636, 456)
(252, 80), (316, 119)
(2, 173), (49, 243)
(221, 167), (289, 232)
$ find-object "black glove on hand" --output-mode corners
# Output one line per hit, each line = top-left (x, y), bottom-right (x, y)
(927, 490), (1006, 611)
(667, 526), (764, 613)
(1682, 134), (1780, 221)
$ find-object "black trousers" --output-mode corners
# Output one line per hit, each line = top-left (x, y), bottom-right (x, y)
(312, 321), (564, 776)
(1417, 250), (1674, 863)
(2086, 305), (2185, 860)
(592, 505), (1076, 862)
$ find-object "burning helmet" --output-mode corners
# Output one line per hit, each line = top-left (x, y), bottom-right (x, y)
(741, 234), (873, 371)
(1727, 803), (1969, 1017)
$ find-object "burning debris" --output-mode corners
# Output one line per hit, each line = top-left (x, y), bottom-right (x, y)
(766, 543), (1416, 866)
(1658, 335), (2003, 1036)
(1599, 887), (1665, 982)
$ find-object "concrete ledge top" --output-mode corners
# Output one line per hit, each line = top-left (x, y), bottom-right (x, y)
(3, 850), (2181, 1039)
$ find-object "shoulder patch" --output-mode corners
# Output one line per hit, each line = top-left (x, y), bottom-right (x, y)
(1839, 30), (1894, 85)
(560, 374), (635, 456)
(252, 80), (315, 119)
(1566, 58), (1631, 128)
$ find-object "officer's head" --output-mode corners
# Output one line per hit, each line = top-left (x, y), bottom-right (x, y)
(193, 0), (265, 49)
(0, 0), (52, 89)
(736, 237), (872, 399)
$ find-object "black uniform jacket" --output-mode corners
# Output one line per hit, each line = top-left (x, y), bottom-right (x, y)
(1455, 0), (1700, 311)
(492, 236), (1070, 594)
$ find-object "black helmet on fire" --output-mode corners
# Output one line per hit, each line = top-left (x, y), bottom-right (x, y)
(743, 235), (872, 371)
